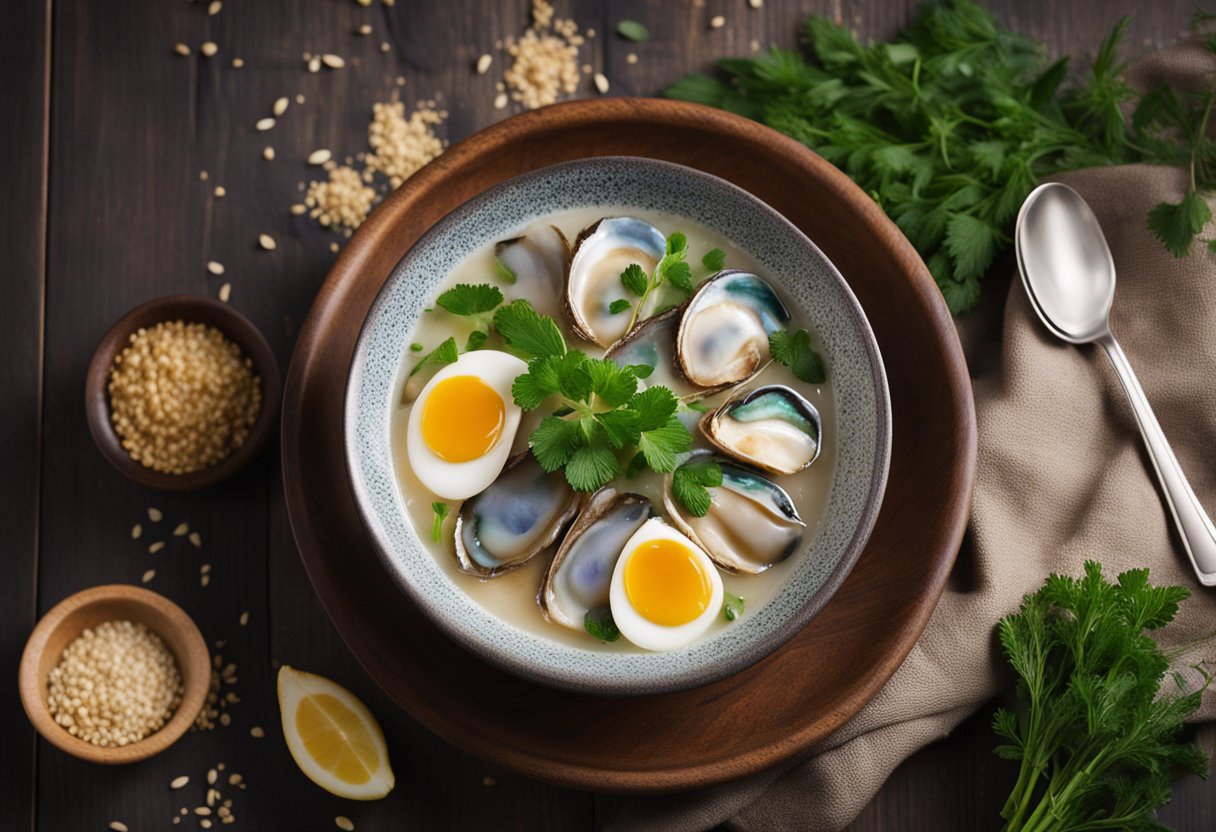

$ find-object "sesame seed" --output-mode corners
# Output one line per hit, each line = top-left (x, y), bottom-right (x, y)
(710, 15), (726, 28)
(208, 768), (218, 785)
(141, 569), (156, 584)
(321, 54), (345, 69)
(258, 233), (277, 251)
(749, 0), (763, 6)
(189, 531), (203, 548)
(231, 57), (244, 68)
(207, 260), (225, 275)
(330, 242), (340, 253)
(356, 24), (372, 35)
(273, 96), (289, 117)
(201, 574), (211, 588)
(110, 823), (129, 832)
(307, 149), (333, 165)
(263, 146), (275, 160)
(593, 72), (609, 94)
(171, 775), (190, 789)
(494, 92), (508, 109)
(255, 117), (275, 131)
(626, 52), (638, 64)
(208, 0), (222, 15)
(335, 817), (355, 832)
(174, 522), (189, 537)
(750, 39), (761, 52)
(218, 283), (231, 303)
(476, 54), (492, 74)
(380, 41), (391, 53)
(239, 611), (250, 626)
(195, 807), (212, 816)
(199, 170), (209, 181)
(174, 43), (190, 56)
(148, 541), (166, 554)
(250, 726), (265, 738)
(356, 0), (371, 5)
(308, 56), (321, 72)
(201, 42), (218, 57)
(214, 186), (226, 198)
(201, 563), (212, 574)
(148, 507), (163, 522)
(228, 773), (243, 785)
(131, 523), (143, 539)
(290, 203), (307, 215)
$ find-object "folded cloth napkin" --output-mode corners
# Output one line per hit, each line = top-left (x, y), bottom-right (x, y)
(604, 43), (1216, 832)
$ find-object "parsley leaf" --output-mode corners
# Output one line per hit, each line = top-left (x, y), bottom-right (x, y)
(408, 336), (458, 378)
(1148, 191), (1212, 258)
(566, 443), (619, 492)
(723, 592), (745, 621)
(608, 298), (631, 314)
(529, 416), (584, 471)
(584, 607), (621, 641)
(637, 416), (691, 473)
(664, 260), (693, 294)
(494, 257), (517, 285)
(702, 247), (727, 272)
(630, 386), (679, 431)
(436, 283), (503, 316)
(494, 300), (566, 359)
(671, 458), (723, 517)
(464, 329), (488, 351)
(430, 502), (450, 542)
(620, 263), (649, 296)
(585, 358), (638, 406)
(595, 409), (641, 449)
(770, 328), (826, 384)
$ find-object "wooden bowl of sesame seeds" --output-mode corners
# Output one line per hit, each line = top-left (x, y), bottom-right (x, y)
(18, 584), (211, 764)
(85, 295), (282, 491)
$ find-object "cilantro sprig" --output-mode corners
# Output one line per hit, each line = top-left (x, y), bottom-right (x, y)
(621, 232), (693, 334)
(492, 300), (694, 492)
(671, 458), (723, 517)
(770, 328), (826, 385)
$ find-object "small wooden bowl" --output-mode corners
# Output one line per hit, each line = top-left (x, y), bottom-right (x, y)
(85, 295), (282, 491)
(18, 584), (211, 764)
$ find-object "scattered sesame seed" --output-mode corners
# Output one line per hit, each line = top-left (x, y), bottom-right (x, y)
(273, 96), (289, 117)
(110, 823), (129, 832)
(356, 0), (372, 5)
(258, 233), (277, 251)
(201, 820), (213, 829)
(195, 807), (212, 816)
(307, 149), (333, 165)
(395, 76), (405, 87)
(586, 28), (596, 37)
(749, 0), (763, 6)
(335, 817), (355, 832)
(383, 0), (394, 6)
(214, 186), (226, 198)
(173, 522), (189, 537)
(190, 531), (203, 548)
(207, 260), (225, 275)
(321, 54), (345, 69)
(308, 55), (321, 72)
(132, 523), (143, 539)
(208, 0), (222, 15)
(710, 15), (725, 28)
(219, 712), (231, 726)
(289, 203), (307, 215)
(201, 42), (218, 57)
(231, 57), (244, 68)
(218, 283), (231, 303)
(380, 41), (391, 53)
(208, 768), (218, 785)
(296, 94), (306, 104)
(199, 171), (209, 181)
(201, 574), (211, 588)
(476, 54), (493, 74)
(174, 43), (190, 56)
(263, 146), (275, 160)
(250, 726), (265, 738)
(142, 569), (156, 584)
(256, 117), (276, 131)
(201, 563), (212, 574)
(239, 611), (250, 626)
(593, 72), (609, 94)
(494, 92), (508, 109)
(149, 541), (166, 554)
(148, 507), (163, 522)
(171, 776), (190, 789)
(750, 39), (761, 52)
(228, 773), (243, 785)
(357, 24), (372, 35)
(626, 52), (638, 64)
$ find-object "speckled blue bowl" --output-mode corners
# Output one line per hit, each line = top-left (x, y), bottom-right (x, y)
(344, 157), (890, 695)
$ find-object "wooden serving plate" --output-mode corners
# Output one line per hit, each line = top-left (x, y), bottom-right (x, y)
(281, 98), (976, 793)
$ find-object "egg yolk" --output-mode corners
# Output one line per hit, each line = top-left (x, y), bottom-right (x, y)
(420, 375), (505, 462)
(623, 539), (712, 627)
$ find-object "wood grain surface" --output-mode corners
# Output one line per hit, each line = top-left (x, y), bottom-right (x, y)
(5, 1), (1211, 831)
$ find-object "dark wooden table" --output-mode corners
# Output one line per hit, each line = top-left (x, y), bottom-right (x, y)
(4, 1), (1211, 830)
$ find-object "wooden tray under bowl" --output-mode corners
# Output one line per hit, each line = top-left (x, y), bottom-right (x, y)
(280, 98), (976, 793)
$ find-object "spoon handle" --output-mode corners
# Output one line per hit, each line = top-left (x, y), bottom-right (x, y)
(1098, 333), (1216, 586)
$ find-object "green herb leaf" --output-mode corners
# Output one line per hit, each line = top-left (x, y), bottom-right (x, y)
(608, 298), (631, 314)
(671, 458), (723, 517)
(769, 328), (826, 384)
(666, 231), (687, 255)
(627, 363), (654, 379)
(585, 358), (638, 406)
(620, 263), (649, 296)
(637, 416), (692, 473)
(409, 342), (424, 352)
(583, 608), (621, 641)
(494, 257), (517, 285)
(701, 247), (727, 272)
(529, 416), (585, 472)
(664, 260), (693, 294)
(595, 409), (641, 449)
(630, 386), (679, 431)
(494, 300), (566, 359)
(430, 502), (450, 542)
(565, 443), (620, 492)
(408, 336), (459, 378)
(616, 19), (649, 43)
(464, 330), (488, 351)
(1148, 191), (1212, 258)
(624, 450), (648, 478)
(436, 283), (504, 316)
(723, 592), (745, 621)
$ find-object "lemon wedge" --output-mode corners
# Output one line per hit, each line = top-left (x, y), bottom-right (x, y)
(276, 665), (395, 799)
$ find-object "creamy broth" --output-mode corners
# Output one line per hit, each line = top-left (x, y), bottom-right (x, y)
(391, 206), (837, 650)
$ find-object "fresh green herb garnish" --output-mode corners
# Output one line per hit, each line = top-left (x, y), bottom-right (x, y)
(619, 262), (649, 296)
(409, 342), (424, 352)
(683, 399), (711, 414)
(493, 299), (566, 359)
(436, 283), (504, 317)
(623, 232), (694, 333)
(665, 1), (1196, 314)
(584, 608), (621, 642)
(994, 561), (1211, 831)
(494, 256), (517, 285)
(430, 502), (450, 542)
(671, 458), (723, 517)
(608, 298), (632, 315)
(770, 328), (826, 384)
(723, 592), (745, 621)
(701, 247), (726, 272)
(408, 336), (458, 377)
(616, 19), (649, 43)
(464, 329), (488, 351)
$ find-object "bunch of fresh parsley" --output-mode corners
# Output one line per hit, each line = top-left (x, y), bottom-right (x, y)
(667, 0), (1216, 315)
(994, 561), (1211, 831)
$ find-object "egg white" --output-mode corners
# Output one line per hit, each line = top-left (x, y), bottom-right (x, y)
(406, 350), (527, 501)
(609, 518), (724, 651)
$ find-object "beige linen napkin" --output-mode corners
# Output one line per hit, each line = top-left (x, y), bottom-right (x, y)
(605, 46), (1216, 832)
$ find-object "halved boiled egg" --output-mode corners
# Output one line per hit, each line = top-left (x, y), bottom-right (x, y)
(406, 350), (527, 500)
(609, 518), (724, 651)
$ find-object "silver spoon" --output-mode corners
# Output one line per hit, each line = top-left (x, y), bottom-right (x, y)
(1016, 182), (1216, 586)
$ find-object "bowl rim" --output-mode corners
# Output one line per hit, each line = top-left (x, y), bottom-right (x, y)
(84, 294), (282, 492)
(17, 584), (211, 764)
(343, 155), (891, 694)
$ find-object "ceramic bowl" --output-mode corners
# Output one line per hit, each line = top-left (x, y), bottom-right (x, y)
(344, 157), (890, 694)
(85, 295), (282, 491)
(18, 584), (211, 764)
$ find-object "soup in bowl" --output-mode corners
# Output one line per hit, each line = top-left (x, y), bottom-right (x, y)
(345, 157), (889, 694)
